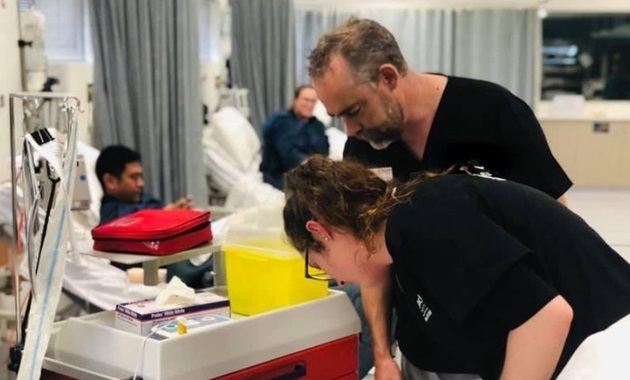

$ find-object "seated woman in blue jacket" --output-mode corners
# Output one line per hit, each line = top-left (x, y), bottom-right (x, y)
(283, 155), (630, 380)
(260, 85), (329, 190)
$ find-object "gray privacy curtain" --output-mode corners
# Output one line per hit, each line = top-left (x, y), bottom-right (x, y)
(230, 0), (296, 133)
(89, 0), (206, 206)
(295, 8), (537, 106)
(453, 9), (538, 106)
(296, 8), (454, 85)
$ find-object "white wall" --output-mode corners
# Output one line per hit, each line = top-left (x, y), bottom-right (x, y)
(0, 0), (23, 181)
(536, 101), (630, 121)
(201, 62), (228, 113)
(545, 0), (630, 13)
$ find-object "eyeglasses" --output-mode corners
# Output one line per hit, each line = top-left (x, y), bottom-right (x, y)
(304, 248), (333, 281)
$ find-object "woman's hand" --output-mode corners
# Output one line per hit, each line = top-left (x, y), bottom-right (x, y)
(374, 356), (402, 380)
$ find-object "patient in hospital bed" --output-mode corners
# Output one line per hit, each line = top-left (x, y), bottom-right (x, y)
(0, 99), (345, 314)
(0, 142), (162, 312)
(202, 98), (346, 211)
(96, 145), (194, 226)
(94, 144), (213, 288)
(259, 85), (329, 190)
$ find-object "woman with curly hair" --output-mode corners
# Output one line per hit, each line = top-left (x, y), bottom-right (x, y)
(283, 155), (630, 380)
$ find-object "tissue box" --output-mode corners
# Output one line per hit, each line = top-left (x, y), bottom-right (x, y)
(115, 291), (230, 336)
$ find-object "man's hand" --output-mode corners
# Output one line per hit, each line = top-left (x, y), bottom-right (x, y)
(164, 195), (193, 210)
(374, 356), (402, 380)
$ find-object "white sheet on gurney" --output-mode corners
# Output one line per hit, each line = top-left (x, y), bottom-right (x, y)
(224, 175), (284, 210)
(62, 254), (163, 311)
(202, 107), (283, 210)
(77, 141), (103, 219)
(17, 241), (163, 311)
(558, 312), (630, 379)
(202, 131), (259, 194)
(325, 126), (347, 161)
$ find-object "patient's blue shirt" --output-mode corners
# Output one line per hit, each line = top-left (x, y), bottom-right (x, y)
(259, 110), (329, 190)
(99, 193), (163, 225)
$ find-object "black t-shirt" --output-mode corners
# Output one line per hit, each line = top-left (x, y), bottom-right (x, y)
(343, 76), (572, 199)
(386, 175), (630, 379)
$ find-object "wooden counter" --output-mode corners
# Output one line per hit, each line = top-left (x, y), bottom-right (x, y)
(540, 118), (630, 187)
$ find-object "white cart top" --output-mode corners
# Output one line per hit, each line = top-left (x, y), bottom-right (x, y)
(43, 290), (360, 380)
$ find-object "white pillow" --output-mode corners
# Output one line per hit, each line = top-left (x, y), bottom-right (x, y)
(313, 100), (332, 127)
(208, 107), (260, 172)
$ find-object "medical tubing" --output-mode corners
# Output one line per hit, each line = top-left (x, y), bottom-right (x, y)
(25, 108), (81, 262)
(62, 105), (80, 259)
(24, 101), (79, 380)
(34, 175), (59, 274)
(132, 321), (173, 379)
(20, 135), (61, 344)
(9, 96), (22, 347)
(22, 141), (41, 300)
(19, 181), (57, 347)
(15, 98), (80, 380)
(25, 196), (39, 301)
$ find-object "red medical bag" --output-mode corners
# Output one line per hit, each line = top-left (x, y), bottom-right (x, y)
(91, 209), (212, 255)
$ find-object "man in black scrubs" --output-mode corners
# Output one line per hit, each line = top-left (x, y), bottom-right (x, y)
(307, 17), (572, 379)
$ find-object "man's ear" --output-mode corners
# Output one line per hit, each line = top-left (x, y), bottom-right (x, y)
(378, 64), (399, 90)
(305, 220), (332, 242)
(102, 173), (118, 192)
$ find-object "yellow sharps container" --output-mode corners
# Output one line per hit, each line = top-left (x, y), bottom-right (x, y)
(224, 226), (328, 316)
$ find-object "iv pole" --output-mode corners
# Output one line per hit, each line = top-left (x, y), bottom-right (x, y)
(7, 92), (81, 377)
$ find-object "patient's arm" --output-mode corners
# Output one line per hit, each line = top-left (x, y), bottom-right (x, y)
(165, 196), (193, 210)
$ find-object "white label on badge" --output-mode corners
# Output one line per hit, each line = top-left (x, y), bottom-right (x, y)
(370, 167), (394, 181)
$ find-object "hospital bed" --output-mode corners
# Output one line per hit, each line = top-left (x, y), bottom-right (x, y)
(0, 142), (167, 313)
(201, 103), (347, 213)
(0, 101), (345, 312)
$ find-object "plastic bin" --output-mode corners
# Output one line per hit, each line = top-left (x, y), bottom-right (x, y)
(224, 225), (328, 316)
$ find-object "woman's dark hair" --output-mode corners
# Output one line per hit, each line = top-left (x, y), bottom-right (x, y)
(283, 155), (420, 255)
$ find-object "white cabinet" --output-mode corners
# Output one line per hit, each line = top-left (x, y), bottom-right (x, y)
(0, 0), (22, 180)
(541, 119), (630, 187)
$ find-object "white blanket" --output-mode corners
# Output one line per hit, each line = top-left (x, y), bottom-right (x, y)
(202, 106), (347, 211)
(558, 312), (630, 379)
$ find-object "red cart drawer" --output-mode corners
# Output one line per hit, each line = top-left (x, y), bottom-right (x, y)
(216, 335), (359, 380)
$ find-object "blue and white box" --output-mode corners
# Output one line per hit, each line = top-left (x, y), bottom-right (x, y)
(115, 291), (230, 336)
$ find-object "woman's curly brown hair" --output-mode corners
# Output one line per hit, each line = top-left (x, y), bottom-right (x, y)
(283, 155), (417, 255)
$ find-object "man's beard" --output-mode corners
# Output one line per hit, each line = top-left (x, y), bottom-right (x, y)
(361, 99), (404, 151)
(366, 130), (400, 150)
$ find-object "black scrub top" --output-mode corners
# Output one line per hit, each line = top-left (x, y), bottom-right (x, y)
(385, 174), (630, 379)
(344, 75), (572, 199)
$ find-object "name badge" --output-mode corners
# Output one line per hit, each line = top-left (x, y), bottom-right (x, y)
(370, 167), (394, 181)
